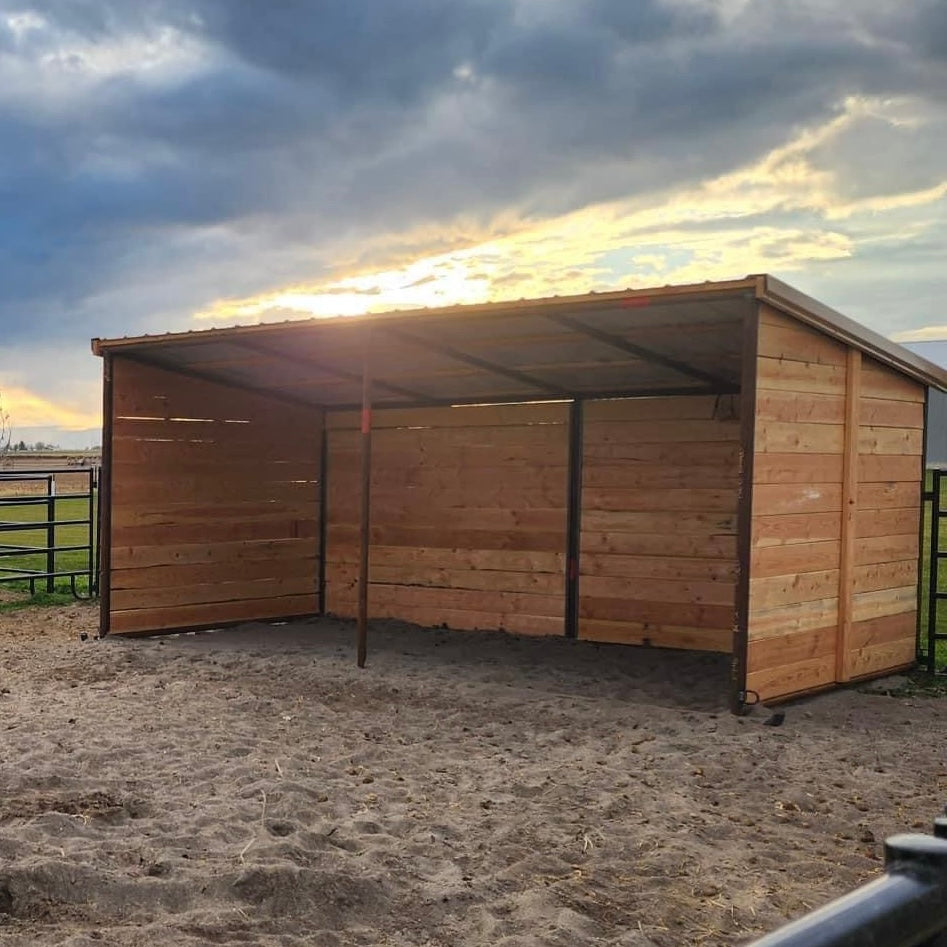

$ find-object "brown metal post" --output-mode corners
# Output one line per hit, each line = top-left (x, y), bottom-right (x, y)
(317, 418), (328, 616)
(917, 387), (930, 668)
(731, 304), (759, 713)
(98, 352), (114, 638)
(564, 399), (584, 638)
(357, 335), (373, 667)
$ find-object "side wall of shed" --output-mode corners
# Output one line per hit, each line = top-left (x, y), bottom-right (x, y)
(746, 308), (924, 700)
(324, 403), (568, 635)
(849, 356), (924, 679)
(106, 357), (323, 634)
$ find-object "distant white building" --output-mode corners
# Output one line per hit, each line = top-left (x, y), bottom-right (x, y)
(903, 341), (947, 466)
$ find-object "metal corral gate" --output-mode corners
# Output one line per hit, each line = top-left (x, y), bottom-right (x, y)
(922, 468), (947, 673)
(0, 467), (99, 597)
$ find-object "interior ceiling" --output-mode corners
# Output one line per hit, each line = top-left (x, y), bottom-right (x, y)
(102, 292), (754, 409)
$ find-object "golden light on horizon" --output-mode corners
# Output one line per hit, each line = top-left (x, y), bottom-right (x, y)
(187, 95), (944, 335)
(0, 386), (101, 432)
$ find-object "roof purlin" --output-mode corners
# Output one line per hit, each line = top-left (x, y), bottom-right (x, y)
(229, 337), (439, 405)
(543, 312), (735, 389)
(379, 325), (573, 399)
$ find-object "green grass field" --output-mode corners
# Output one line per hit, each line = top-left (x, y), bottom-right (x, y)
(0, 495), (97, 606)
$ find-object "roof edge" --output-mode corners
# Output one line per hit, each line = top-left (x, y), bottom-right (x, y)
(89, 276), (761, 356)
(758, 275), (947, 392)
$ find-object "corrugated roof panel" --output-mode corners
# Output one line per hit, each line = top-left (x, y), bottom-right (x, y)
(91, 276), (947, 399)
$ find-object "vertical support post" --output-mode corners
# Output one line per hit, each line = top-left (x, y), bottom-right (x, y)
(318, 419), (328, 616)
(92, 466), (101, 595)
(45, 474), (55, 593)
(916, 388), (930, 668)
(357, 334), (373, 668)
(731, 304), (759, 714)
(98, 353), (114, 637)
(87, 466), (95, 594)
(836, 348), (861, 682)
(564, 399), (584, 638)
(928, 468), (942, 674)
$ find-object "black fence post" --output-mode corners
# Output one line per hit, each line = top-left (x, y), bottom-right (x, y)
(45, 474), (55, 593)
(92, 466), (101, 595)
(928, 469), (942, 673)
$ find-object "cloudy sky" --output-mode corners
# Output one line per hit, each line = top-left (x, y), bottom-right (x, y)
(1, 0), (945, 447)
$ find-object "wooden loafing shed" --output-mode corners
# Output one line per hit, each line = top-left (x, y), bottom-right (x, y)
(91, 275), (947, 711)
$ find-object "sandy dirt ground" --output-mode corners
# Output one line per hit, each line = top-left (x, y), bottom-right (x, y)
(0, 603), (945, 946)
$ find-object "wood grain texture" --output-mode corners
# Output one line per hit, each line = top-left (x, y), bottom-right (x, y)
(110, 595), (318, 634)
(747, 312), (844, 699)
(747, 317), (926, 701)
(324, 402), (569, 636)
(577, 620), (731, 652)
(108, 357), (322, 634)
(579, 397), (739, 651)
(836, 348), (860, 681)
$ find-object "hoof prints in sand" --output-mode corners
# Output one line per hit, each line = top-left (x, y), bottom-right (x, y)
(1, 609), (946, 946)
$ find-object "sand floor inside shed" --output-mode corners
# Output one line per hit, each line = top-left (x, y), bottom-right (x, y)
(0, 605), (945, 946)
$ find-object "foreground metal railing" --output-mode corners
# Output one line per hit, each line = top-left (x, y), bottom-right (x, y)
(748, 813), (947, 947)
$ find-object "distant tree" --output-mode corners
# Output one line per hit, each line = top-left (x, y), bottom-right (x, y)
(0, 392), (10, 456)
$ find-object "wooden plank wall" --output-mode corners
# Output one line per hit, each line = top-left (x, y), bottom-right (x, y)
(578, 396), (741, 651)
(746, 307), (924, 700)
(745, 307), (847, 698)
(324, 403), (568, 635)
(848, 355), (924, 679)
(108, 358), (323, 634)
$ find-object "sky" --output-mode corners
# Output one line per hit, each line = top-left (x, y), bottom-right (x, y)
(1, 0), (945, 448)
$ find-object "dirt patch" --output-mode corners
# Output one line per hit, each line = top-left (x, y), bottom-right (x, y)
(0, 605), (944, 945)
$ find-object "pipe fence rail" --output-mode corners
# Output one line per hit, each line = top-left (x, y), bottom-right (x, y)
(0, 467), (99, 598)
(923, 468), (947, 673)
(748, 812), (947, 947)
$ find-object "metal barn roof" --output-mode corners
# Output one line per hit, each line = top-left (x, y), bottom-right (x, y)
(91, 274), (947, 408)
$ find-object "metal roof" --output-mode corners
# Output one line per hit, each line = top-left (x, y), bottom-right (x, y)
(91, 274), (947, 408)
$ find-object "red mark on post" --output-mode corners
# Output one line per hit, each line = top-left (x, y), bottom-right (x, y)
(621, 296), (651, 308)
(361, 407), (372, 434)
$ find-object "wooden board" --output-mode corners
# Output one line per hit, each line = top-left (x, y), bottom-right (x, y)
(751, 541), (841, 578)
(577, 620), (731, 652)
(110, 595), (317, 634)
(835, 348), (860, 681)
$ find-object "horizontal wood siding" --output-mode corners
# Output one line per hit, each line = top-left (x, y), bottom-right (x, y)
(747, 308), (845, 698)
(847, 356), (923, 679)
(324, 403), (568, 635)
(578, 396), (740, 651)
(108, 358), (322, 633)
(747, 309), (925, 700)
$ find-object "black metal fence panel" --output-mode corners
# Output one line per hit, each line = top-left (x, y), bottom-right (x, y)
(923, 469), (947, 673)
(0, 467), (99, 598)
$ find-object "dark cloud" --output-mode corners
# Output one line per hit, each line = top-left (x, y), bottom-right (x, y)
(191, 1), (507, 104)
(0, 0), (944, 349)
